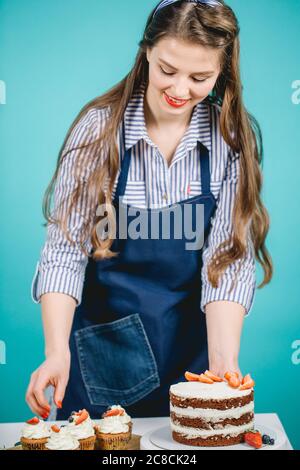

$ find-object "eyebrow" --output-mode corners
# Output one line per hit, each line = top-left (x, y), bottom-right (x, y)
(159, 58), (215, 76)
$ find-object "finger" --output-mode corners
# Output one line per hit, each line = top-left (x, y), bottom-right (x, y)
(53, 378), (68, 409)
(32, 374), (51, 414)
(26, 376), (50, 418)
(235, 368), (242, 381)
(26, 394), (50, 419)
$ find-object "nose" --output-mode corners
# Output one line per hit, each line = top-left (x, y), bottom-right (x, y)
(169, 87), (190, 100)
(169, 81), (190, 100)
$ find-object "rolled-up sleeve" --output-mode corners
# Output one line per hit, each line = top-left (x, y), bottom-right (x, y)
(200, 149), (256, 317)
(31, 108), (102, 306)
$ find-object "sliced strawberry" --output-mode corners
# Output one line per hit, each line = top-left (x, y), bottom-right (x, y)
(242, 374), (251, 385)
(240, 378), (255, 390)
(228, 376), (241, 388)
(26, 417), (39, 425)
(185, 371), (202, 382)
(244, 431), (262, 449)
(224, 371), (239, 382)
(198, 374), (214, 384)
(76, 409), (89, 425)
(51, 425), (60, 433)
(102, 408), (122, 418)
(224, 372), (231, 381)
(204, 370), (223, 382)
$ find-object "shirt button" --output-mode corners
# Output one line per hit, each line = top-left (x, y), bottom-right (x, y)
(162, 194), (168, 200)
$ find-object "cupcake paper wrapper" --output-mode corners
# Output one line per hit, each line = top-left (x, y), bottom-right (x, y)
(79, 435), (96, 450)
(95, 429), (131, 450)
(20, 437), (49, 451)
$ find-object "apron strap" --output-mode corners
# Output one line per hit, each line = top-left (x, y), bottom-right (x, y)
(115, 119), (132, 200)
(198, 141), (211, 195)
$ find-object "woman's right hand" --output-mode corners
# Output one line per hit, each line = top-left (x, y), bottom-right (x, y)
(25, 350), (71, 418)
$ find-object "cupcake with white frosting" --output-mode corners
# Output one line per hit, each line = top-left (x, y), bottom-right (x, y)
(20, 417), (50, 450)
(95, 405), (132, 450)
(67, 409), (96, 450)
(45, 425), (80, 450)
(109, 405), (133, 434)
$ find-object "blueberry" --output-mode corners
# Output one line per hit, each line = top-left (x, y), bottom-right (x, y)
(269, 438), (275, 446)
(68, 416), (74, 423)
(262, 434), (270, 444)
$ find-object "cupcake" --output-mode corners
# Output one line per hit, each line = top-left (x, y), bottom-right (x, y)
(20, 417), (50, 450)
(67, 409), (96, 450)
(45, 425), (80, 450)
(108, 405), (133, 434)
(95, 405), (132, 450)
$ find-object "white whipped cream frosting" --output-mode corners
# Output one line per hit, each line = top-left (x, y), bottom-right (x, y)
(96, 406), (132, 434)
(170, 381), (253, 400)
(97, 417), (129, 434)
(109, 405), (132, 425)
(170, 420), (255, 439)
(45, 427), (80, 450)
(170, 402), (254, 422)
(67, 415), (95, 439)
(21, 420), (50, 439)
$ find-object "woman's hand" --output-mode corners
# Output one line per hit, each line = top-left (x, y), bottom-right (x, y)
(208, 360), (243, 381)
(25, 293), (76, 417)
(25, 350), (70, 418)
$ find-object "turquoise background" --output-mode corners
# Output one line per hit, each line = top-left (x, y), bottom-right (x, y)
(0, 0), (299, 449)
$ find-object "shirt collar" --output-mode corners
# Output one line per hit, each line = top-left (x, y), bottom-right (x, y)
(123, 82), (212, 154)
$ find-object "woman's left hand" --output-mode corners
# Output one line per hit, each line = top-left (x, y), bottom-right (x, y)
(208, 361), (243, 381)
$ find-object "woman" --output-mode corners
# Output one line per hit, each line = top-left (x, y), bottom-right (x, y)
(26, 0), (272, 420)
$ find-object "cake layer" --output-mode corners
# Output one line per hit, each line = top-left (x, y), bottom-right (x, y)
(170, 420), (254, 440)
(170, 381), (253, 400)
(170, 390), (254, 410)
(170, 401), (254, 421)
(170, 411), (254, 429)
(172, 431), (248, 447)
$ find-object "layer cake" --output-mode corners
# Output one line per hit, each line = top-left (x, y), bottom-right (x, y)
(169, 381), (254, 447)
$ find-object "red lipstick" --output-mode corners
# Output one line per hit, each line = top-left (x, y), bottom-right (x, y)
(164, 92), (189, 108)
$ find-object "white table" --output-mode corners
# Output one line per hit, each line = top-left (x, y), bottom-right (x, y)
(0, 414), (293, 450)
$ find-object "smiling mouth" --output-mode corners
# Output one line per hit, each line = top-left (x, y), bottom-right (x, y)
(165, 93), (190, 104)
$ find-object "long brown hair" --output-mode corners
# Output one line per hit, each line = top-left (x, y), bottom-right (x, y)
(42, 0), (273, 290)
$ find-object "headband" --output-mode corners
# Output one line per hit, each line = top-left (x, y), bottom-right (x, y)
(153, 0), (222, 18)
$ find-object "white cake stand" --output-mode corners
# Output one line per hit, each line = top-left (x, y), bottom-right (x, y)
(140, 421), (287, 451)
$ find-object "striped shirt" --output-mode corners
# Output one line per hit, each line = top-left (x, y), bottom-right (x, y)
(31, 84), (256, 316)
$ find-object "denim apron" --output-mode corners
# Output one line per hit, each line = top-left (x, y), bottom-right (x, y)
(57, 126), (217, 419)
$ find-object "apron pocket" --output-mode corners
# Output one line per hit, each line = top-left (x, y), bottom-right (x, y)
(74, 313), (160, 407)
